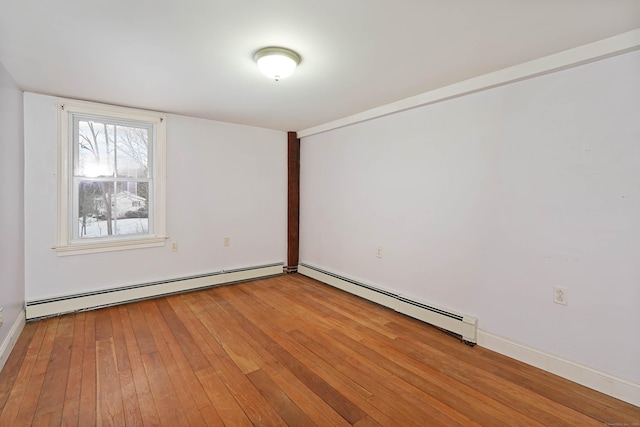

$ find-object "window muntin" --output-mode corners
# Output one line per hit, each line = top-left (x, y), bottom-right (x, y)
(56, 101), (166, 255)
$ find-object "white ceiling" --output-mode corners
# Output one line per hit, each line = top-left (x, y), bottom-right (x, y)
(1, 1), (639, 132)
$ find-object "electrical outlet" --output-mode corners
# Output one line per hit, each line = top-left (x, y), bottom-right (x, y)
(224, 237), (230, 247)
(554, 287), (568, 305)
(171, 241), (178, 252)
(376, 246), (382, 258)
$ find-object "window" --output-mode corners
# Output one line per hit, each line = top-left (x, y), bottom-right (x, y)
(56, 100), (166, 255)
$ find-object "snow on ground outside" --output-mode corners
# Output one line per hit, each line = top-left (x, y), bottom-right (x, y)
(78, 217), (148, 238)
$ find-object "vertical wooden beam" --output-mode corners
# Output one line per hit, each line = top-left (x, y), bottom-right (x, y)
(286, 131), (300, 273)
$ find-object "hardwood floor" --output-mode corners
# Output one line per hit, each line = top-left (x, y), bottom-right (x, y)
(1, 274), (638, 426)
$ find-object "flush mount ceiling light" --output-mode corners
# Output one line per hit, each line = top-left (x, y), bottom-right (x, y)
(254, 47), (300, 81)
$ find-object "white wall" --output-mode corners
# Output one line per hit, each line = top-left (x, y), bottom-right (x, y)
(300, 50), (640, 384)
(24, 93), (287, 300)
(0, 63), (25, 354)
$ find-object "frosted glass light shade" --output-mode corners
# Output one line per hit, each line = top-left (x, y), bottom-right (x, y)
(254, 47), (300, 81)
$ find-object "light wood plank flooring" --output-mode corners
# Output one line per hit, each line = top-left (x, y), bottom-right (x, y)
(1, 274), (638, 426)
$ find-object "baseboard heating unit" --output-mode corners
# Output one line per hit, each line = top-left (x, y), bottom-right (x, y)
(298, 263), (478, 344)
(26, 263), (283, 320)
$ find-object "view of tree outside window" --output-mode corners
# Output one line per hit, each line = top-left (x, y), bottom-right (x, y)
(74, 118), (153, 239)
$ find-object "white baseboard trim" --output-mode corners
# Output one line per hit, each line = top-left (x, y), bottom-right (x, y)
(0, 309), (26, 374)
(478, 329), (640, 407)
(26, 263), (283, 320)
(299, 263), (477, 343)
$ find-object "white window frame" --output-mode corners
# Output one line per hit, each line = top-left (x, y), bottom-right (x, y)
(55, 100), (167, 256)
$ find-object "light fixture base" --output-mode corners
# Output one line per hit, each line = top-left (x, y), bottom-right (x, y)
(254, 47), (301, 81)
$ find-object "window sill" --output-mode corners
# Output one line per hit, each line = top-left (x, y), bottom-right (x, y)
(54, 236), (167, 256)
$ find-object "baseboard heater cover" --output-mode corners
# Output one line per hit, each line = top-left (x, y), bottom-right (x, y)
(298, 263), (478, 344)
(26, 263), (284, 320)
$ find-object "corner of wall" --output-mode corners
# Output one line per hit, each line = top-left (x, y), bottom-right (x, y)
(0, 310), (26, 374)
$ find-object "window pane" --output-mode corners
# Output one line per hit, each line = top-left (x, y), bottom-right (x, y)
(76, 120), (150, 179)
(77, 180), (149, 238)
(115, 125), (150, 178)
(77, 120), (114, 177)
